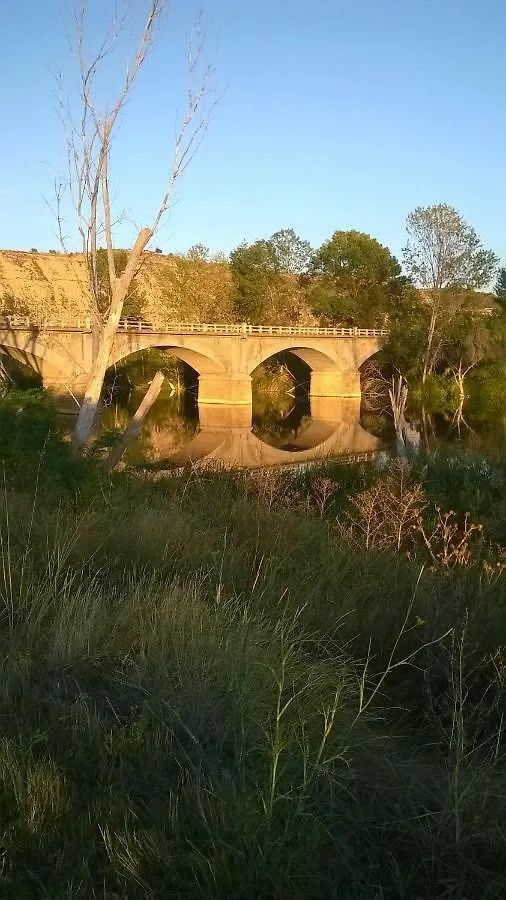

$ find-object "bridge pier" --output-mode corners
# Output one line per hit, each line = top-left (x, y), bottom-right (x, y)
(310, 370), (361, 400)
(310, 395), (362, 423)
(198, 374), (252, 408)
(42, 373), (90, 411)
(199, 404), (253, 429)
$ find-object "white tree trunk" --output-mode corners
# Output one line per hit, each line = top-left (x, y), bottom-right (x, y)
(73, 228), (152, 449)
(422, 304), (437, 384)
(106, 370), (165, 469)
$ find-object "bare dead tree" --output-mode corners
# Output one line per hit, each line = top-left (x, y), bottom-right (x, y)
(57, 0), (215, 449)
(389, 375), (420, 459)
(449, 361), (477, 436)
(360, 361), (391, 414)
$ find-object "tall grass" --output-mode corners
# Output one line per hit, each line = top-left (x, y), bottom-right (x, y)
(0, 400), (505, 896)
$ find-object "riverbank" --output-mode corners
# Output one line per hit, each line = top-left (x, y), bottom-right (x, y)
(1, 392), (505, 898)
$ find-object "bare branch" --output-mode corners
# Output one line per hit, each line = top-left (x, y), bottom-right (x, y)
(54, 1), (216, 448)
(100, 122), (117, 287)
(151, 13), (218, 234)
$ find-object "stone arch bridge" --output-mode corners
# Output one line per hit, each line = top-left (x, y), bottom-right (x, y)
(0, 318), (387, 408)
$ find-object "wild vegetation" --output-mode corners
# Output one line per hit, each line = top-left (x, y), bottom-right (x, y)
(0, 3), (505, 894)
(0, 393), (505, 898)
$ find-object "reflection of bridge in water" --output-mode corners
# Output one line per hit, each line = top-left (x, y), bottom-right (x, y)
(146, 397), (383, 470)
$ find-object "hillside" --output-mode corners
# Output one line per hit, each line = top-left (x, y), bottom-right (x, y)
(0, 250), (237, 325)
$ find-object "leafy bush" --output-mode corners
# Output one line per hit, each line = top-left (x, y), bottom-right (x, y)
(0, 391), (97, 499)
(423, 453), (505, 518)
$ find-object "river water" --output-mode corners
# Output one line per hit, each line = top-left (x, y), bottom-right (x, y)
(96, 364), (506, 470)
(99, 391), (384, 470)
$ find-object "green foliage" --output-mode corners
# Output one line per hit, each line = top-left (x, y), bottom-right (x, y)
(229, 239), (277, 321)
(230, 229), (312, 322)
(0, 419), (504, 897)
(267, 227), (312, 274)
(0, 391), (96, 497)
(0, 454), (504, 896)
(465, 361), (506, 431)
(423, 453), (504, 519)
(442, 307), (501, 369)
(381, 290), (430, 375)
(186, 243), (210, 262)
(403, 204), (498, 291)
(309, 230), (408, 326)
(409, 373), (460, 413)
(399, 206), (499, 379)
(495, 267), (506, 310)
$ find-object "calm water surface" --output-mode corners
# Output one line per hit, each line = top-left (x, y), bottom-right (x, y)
(95, 368), (505, 470)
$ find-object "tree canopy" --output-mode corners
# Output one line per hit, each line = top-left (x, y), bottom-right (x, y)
(402, 204), (498, 381)
(229, 240), (276, 322)
(309, 230), (408, 326)
(403, 204), (497, 291)
(267, 228), (312, 275)
(229, 229), (312, 322)
(495, 267), (506, 310)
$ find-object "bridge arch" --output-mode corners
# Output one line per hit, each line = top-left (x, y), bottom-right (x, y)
(0, 334), (78, 382)
(248, 342), (367, 402)
(247, 343), (338, 376)
(108, 337), (226, 375)
(244, 334), (385, 383)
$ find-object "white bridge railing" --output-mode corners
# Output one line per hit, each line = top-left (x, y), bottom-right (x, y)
(0, 315), (388, 338)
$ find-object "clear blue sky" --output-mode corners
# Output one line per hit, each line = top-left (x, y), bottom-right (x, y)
(1, 0), (506, 265)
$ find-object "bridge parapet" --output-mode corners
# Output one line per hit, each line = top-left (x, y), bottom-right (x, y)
(2, 316), (388, 339)
(2, 315), (93, 332)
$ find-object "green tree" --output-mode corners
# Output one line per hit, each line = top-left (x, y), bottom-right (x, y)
(186, 243), (210, 262)
(230, 229), (314, 323)
(403, 204), (498, 381)
(443, 309), (499, 371)
(267, 228), (312, 275)
(309, 230), (407, 326)
(494, 267), (506, 310)
(229, 240), (277, 322)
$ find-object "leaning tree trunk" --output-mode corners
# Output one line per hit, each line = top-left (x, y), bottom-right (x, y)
(422, 305), (437, 384)
(106, 371), (165, 470)
(73, 228), (152, 449)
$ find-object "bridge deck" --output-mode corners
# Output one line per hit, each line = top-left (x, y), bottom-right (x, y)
(1, 316), (388, 338)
